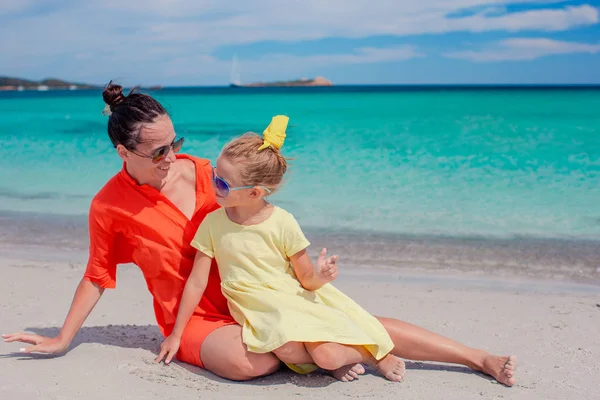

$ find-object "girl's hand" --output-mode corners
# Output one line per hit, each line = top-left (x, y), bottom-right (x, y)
(2, 332), (70, 354)
(155, 334), (181, 364)
(316, 248), (339, 283)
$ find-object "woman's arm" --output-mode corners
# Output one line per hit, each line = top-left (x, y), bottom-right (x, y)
(3, 278), (104, 354)
(290, 248), (338, 291)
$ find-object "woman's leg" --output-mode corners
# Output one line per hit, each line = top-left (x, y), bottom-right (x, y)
(376, 316), (517, 386)
(200, 325), (281, 381)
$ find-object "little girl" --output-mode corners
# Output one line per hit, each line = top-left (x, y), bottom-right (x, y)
(158, 116), (405, 382)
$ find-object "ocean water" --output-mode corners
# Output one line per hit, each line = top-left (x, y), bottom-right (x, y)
(1, 86), (599, 241)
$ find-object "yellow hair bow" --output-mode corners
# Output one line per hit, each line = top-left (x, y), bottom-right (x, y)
(258, 115), (289, 151)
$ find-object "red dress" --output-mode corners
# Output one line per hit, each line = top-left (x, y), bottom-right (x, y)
(83, 154), (236, 367)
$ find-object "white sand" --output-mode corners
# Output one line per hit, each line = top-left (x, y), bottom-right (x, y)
(1, 248), (599, 400)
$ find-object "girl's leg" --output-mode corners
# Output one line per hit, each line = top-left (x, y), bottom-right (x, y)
(305, 342), (405, 382)
(272, 341), (313, 364)
(200, 325), (281, 381)
(201, 328), (365, 383)
(271, 341), (366, 382)
(376, 316), (517, 386)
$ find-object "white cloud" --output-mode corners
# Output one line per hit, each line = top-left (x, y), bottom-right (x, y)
(160, 46), (422, 80)
(0, 1), (598, 84)
(137, 3), (599, 44)
(445, 38), (600, 61)
(0, 0), (36, 15)
(2, 2), (598, 49)
(442, 5), (599, 33)
(263, 46), (424, 66)
(98, 0), (221, 17)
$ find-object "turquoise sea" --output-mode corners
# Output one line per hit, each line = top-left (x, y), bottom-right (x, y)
(1, 86), (599, 241)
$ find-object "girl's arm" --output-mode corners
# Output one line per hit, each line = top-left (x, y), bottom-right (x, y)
(172, 251), (213, 337)
(290, 248), (338, 291)
(155, 251), (213, 364)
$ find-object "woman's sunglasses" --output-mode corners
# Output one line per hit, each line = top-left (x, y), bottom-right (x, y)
(129, 137), (184, 164)
(211, 167), (272, 198)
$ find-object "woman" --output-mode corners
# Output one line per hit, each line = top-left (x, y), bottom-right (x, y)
(2, 83), (516, 386)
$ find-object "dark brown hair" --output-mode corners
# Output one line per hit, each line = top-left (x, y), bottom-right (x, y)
(221, 133), (288, 194)
(102, 81), (168, 149)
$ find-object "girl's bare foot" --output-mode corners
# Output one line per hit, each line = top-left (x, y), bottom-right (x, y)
(375, 354), (405, 382)
(481, 355), (517, 387)
(329, 363), (366, 382)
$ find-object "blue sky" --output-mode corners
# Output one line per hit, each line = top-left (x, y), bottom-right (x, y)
(1, 0), (599, 85)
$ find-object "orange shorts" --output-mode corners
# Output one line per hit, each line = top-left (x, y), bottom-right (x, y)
(176, 315), (237, 368)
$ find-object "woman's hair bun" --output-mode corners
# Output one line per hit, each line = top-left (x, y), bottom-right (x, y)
(102, 81), (126, 110)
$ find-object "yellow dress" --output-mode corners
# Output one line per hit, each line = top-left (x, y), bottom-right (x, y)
(191, 207), (394, 373)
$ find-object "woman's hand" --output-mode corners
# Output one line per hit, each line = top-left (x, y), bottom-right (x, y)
(2, 332), (70, 354)
(155, 334), (181, 364)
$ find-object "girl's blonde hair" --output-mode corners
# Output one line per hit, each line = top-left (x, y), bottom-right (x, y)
(221, 132), (288, 194)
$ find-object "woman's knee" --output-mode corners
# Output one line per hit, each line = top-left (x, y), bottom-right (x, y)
(204, 349), (280, 381)
(200, 325), (281, 381)
(227, 352), (281, 381)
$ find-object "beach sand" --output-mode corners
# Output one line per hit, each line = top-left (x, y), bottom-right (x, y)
(1, 213), (599, 399)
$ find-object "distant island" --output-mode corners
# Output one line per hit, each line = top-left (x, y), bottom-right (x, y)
(230, 76), (333, 88)
(0, 77), (167, 92)
(0, 76), (100, 91)
(1, 75), (333, 91)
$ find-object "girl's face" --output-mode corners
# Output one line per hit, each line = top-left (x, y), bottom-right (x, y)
(213, 155), (265, 207)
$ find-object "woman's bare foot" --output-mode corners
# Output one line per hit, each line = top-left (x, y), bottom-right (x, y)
(481, 355), (517, 387)
(329, 363), (366, 382)
(375, 354), (405, 382)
